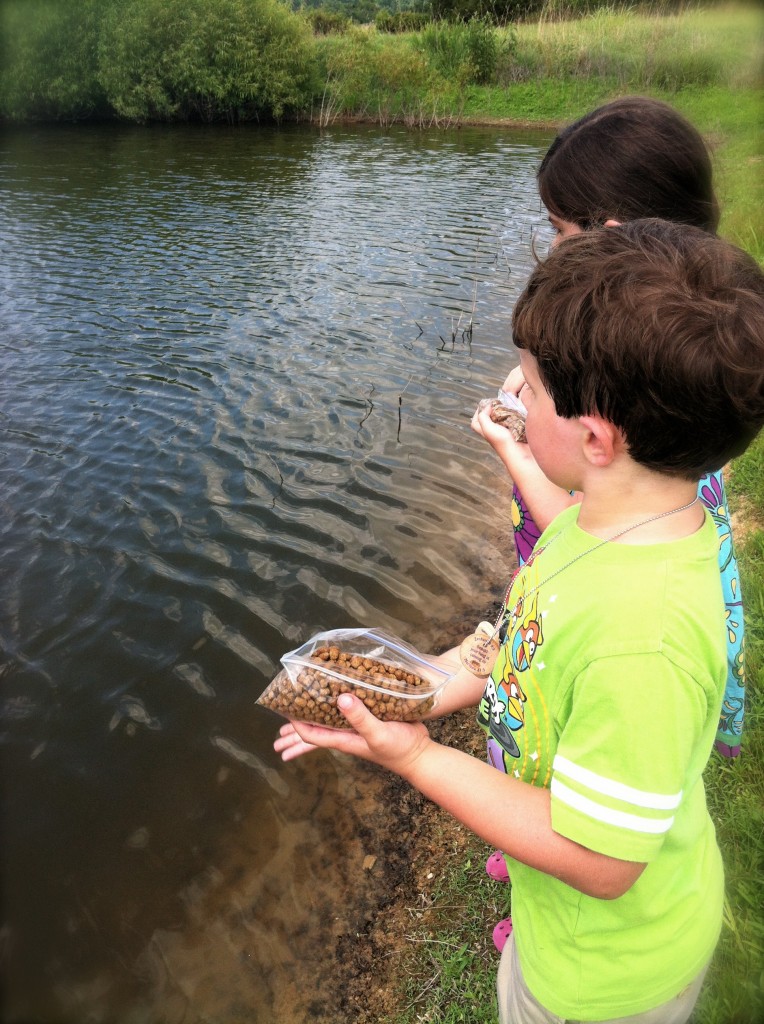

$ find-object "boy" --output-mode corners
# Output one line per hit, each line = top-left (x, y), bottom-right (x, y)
(274, 220), (764, 1022)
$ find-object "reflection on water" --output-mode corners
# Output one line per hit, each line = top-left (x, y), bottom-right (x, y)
(0, 123), (552, 1022)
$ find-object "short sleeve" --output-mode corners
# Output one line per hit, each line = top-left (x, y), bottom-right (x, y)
(550, 653), (709, 862)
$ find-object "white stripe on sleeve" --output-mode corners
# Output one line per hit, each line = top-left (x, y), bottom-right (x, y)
(554, 754), (682, 810)
(551, 778), (675, 835)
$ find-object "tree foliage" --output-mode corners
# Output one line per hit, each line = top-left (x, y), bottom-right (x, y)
(428, 0), (545, 22)
(0, 0), (109, 120)
(99, 0), (317, 122)
(1, 0), (318, 123)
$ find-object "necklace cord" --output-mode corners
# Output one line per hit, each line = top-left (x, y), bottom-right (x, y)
(481, 495), (700, 646)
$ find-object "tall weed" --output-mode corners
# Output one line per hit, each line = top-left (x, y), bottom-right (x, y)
(314, 29), (444, 127)
(506, 4), (763, 90)
(417, 17), (509, 87)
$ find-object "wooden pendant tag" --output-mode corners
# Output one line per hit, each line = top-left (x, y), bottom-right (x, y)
(459, 632), (500, 677)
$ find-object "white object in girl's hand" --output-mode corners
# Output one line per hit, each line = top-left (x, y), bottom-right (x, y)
(497, 388), (527, 417)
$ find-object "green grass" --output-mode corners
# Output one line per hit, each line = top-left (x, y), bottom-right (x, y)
(668, 86), (764, 263)
(394, 841), (505, 1023)
(507, 3), (762, 91)
(729, 434), (764, 515)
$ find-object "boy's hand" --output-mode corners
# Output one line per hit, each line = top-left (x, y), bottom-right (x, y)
(274, 694), (431, 776)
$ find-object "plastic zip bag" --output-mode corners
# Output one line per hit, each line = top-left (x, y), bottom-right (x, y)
(475, 388), (527, 442)
(257, 627), (452, 729)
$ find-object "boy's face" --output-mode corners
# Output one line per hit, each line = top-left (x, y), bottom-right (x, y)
(519, 350), (582, 492)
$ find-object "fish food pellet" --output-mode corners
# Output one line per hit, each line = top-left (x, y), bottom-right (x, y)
(258, 648), (437, 728)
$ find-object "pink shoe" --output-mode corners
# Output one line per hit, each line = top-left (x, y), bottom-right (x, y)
(485, 849), (510, 883)
(492, 917), (513, 952)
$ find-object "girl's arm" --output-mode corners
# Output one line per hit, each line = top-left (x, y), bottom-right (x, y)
(425, 646), (488, 716)
(471, 394), (578, 533)
(274, 695), (646, 900)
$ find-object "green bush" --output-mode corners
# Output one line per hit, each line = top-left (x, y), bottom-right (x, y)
(0, 0), (319, 123)
(314, 27), (446, 126)
(463, 15), (501, 84)
(0, 0), (108, 121)
(307, 8), (351, 35)
(429, 0), (545, 23)
(417, 16), (502, 86)
(97, 0), (317, 122)
(376, 11), (432, 33)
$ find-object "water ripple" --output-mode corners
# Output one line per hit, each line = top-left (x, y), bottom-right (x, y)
(0, 122), (551, 1022)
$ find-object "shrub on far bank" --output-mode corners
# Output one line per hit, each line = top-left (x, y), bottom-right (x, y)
(0, 0), (109, 121)
(99, 0), (318, 122)
(313, 26), (446, 126)
(307, 8), (352, 35)
(429, 0), (544, 22)
(1, 0), (319, 123)
(417, 16), (512, 86)
(376, 11), (432, 33)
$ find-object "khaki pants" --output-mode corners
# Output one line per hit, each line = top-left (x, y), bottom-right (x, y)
(497, 933), (708, 1024)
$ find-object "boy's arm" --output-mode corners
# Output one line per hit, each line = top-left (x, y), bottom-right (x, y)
(275, 695), (646, 900)
(471, 403), (579, 532)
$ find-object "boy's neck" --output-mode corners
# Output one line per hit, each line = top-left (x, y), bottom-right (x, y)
(575, 467), (704, 544)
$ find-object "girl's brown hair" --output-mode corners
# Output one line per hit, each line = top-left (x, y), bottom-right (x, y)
(538, 97), (720, 234)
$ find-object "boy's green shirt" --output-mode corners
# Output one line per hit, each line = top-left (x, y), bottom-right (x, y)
(477, 505), (726, 1019)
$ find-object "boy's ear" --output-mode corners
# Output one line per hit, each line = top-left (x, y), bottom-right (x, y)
(603, 218), (622, 228)
(578, 415), (623, 466)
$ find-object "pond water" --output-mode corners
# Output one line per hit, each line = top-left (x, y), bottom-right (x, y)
(0, 122), (552, 1023)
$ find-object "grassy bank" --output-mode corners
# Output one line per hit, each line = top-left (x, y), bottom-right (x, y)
(309, 4), (763, 255)
(3, 3), (762, 141)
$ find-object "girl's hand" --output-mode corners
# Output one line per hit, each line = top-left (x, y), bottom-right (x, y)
(273, 694), (431, 775)
(502, 365), (526, 399)
(470, 401), (537, 471)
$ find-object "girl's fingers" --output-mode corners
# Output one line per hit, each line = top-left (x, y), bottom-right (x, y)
(503, 366), (526, 396)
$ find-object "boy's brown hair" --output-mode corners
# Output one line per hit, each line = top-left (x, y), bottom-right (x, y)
(512, 219), (764, 478)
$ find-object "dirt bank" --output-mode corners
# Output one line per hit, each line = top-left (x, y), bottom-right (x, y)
(310, 613), (503, 1024)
